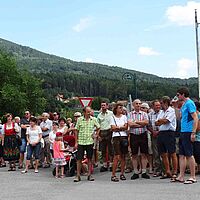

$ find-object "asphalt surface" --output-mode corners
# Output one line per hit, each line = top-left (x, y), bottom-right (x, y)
(1, 165), (200, 200)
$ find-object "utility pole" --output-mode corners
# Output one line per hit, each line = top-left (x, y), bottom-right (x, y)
(195, 9), (200, 99)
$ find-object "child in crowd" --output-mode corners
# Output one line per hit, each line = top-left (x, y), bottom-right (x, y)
(81, 154), (94, 175)
(49, 122), (59, 158)
(53, 132), (66, 178)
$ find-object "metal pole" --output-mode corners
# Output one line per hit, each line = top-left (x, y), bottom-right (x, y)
(195, 9), (200, 100)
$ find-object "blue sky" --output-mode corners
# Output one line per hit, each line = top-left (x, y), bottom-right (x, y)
(1, 0), (200, 78)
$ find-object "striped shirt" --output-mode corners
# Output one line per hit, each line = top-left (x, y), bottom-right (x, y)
(75, 116), (100, 145)
(127, 110), (148, 135)
(148, 110), (161, 131)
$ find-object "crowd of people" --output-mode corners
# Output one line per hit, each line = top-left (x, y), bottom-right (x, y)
(0, 87), (199, 184)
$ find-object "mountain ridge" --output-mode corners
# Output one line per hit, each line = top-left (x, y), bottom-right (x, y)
(0, 37), (196, 85)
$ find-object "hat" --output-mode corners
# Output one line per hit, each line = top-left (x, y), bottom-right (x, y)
(53, 112), (58, 115)
(141, 102), (150, 109)
(74, 112), (81, 117)
(56, 132), (63, 137)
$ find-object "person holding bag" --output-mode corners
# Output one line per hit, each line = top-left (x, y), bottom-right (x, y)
(110, 103), (128, 182)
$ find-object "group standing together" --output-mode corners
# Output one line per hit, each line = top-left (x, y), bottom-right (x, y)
(0, 87), (199, 185)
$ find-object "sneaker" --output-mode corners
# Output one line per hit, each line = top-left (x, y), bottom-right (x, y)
(131, 173), (139, 180)
(74, 176), (81, 182)
(141, 173), (150, 179)
(21, 170), (28, 174)
(87, 175), (95, 181)
(100, 166), (108, 172)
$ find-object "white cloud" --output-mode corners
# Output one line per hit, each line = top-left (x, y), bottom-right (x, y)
(177, 58), (194, 78)
(72, 17), (92, 32)
(138, 47), (160, 56)
(85, 58), (93, 63)
(166, 1), (200, 26)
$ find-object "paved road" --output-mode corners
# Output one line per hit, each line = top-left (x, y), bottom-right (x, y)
(1, 165), (200, 200)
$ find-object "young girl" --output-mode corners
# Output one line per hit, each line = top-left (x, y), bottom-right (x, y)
(53, 132), (66, 178)
(49, 122), (58, 158)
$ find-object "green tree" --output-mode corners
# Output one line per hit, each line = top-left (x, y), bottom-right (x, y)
(0, 52), (46, 116)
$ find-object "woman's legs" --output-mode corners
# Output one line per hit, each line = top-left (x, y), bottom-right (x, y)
(22, 144), (33, 172)
(35, 159), (39, 171)
(112, 155), (120, 177)
(120, 154), (125, 175)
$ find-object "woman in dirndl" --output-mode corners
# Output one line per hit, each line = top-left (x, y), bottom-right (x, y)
(2, 113), (20, 171)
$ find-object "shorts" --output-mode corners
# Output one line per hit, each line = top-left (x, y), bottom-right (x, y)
(20, 138), (27, 153)
(193, 141), (200, 164)
(112, 136), (128, 155)
(179, 132), (193, 157)
(77, 144), (93, 160)
(26, 143), (41, 160)
(157, 131), (176, 154)
(130, 133), (148, 155)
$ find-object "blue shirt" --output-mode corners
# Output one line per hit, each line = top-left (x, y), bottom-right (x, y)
(181, 99), (196, 133)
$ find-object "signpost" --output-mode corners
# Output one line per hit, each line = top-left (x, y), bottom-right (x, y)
(79, 97), (93, 107)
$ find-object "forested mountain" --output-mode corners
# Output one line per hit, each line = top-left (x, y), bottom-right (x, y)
(0, 38), (198, 103)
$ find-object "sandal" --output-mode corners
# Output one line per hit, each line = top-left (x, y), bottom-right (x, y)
(120, 174), (126, 180)
(171, 174), (177, 180)
(184, 179), (197, 184)
(1, 164), (6, 168)
(87, 175), (95, 181)
(160, 174), (172, 179)
(111, 176), (119, 182)
(170, 178), (184, 183)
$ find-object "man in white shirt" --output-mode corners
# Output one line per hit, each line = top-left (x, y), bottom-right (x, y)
(39, 113), (52, 168)
(97, 102), (113, 172)
(155, 96), (178, 180)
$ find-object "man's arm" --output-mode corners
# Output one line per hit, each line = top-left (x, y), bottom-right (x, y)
(155, 118), (169, 126)
(191, 112), (198, 142)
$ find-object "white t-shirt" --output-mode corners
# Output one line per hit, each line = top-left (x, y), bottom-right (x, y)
(110, 115), (128, 137)
(57, 126), (67, 134)
(26, 126), (42, 143)
(49, 131), (56, 149)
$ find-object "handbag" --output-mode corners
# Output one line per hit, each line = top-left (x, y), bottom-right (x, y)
(16, 134), (22, 146)
(112, 116), (128, 154)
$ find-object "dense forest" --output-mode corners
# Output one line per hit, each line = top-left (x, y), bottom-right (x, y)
(0, 38), (198, 114)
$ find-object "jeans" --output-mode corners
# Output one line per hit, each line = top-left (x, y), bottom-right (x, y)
(27, 142), (41, 160)
(20, 138), (27, 153)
